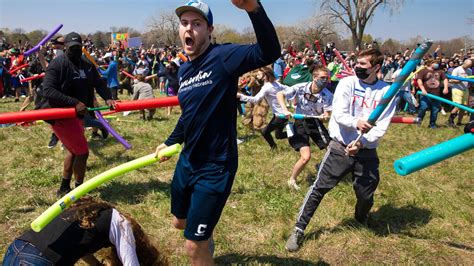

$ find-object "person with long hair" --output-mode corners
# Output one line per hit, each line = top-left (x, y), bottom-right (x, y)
(2, 197), (167, 265)
(237, 66), (289, 149)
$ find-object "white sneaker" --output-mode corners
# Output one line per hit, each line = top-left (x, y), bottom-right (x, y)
(441, 109), (447, 116)
(236, 139), (244, 145)
(1, 96), (6, 99)
(287, 179), (300, 190)
(123, 111), (131, 116)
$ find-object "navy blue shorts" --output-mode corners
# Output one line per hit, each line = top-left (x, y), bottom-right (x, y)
(171, 157), (238, 241)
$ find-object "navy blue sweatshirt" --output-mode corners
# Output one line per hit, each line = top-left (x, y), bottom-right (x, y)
(164, 3), (280, 166)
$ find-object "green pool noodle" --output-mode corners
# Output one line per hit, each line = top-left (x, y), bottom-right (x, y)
(31, 143), (181, 232)
(394, 133), (474, 176)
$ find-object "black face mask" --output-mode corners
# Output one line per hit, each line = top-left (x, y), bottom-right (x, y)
(355, 67), (370, 80)
(66, 45), (82, 62)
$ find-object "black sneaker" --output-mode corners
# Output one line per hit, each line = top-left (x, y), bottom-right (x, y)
(91, 131), (101, 139)
(100, 128), (109, 139)
(56, 186), (71, 197)
(355, 215), (368, 227)
(48, 134), (59, 148)
(286, 228), (304, 252)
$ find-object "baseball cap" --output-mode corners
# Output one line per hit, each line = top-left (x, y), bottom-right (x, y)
(51, 36), (65, 45)
(64, 32), (83, 47)
(175, 0), (213, 26)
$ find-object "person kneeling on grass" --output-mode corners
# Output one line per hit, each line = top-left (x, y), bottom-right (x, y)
(132, 74), (156, 121)
(2, 197), (167, 266)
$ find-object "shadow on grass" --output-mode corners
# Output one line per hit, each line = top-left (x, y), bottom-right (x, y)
(304, 203), (432, 240)
(87, 148), (136, 171)
(98, 178), (170, 204)
(215, 253), (328, 265)
(369, 203), (432, 236)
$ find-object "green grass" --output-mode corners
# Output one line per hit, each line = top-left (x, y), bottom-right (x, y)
(0, 95), (473, 264)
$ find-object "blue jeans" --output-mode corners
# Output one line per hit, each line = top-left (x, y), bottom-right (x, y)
(417, 95), (440, 127)
(2, 239), (53, 266)
(397, 91), (417, 113)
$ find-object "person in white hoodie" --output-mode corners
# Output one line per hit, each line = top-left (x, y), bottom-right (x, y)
(237, 66), (288, 149)
(285, 48), (397, 252)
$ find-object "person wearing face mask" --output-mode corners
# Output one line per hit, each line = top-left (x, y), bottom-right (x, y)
(36, 32), (115, 197)
(277, 66), (333, 190)
(416, 59), (449, 128)
(237, 66), (289, 149)
(285, 48), (398, 252)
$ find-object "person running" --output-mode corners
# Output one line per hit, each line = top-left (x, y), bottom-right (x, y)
(277, 65), (333, 190)
(285, 48), (398, 252)
(237, 66), (288, 149)
(154, 0), (280, 265)
(2, 197), (167, 265)
(37, 32), (114, 196)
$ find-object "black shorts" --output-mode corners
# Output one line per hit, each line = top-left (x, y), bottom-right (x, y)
(288, 118), (330, 151)
(171, 156), (238, 241)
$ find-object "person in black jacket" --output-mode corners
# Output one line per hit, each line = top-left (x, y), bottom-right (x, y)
(2, 197), (167, 265)
(37, 32), (115, 196)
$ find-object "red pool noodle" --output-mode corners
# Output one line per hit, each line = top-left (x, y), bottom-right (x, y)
(101, 110), (117, 116)
(314, 40), (326, 67)
(0, 108), (76, 124)
(391, 116), (420, 124)
(9, 63), (29, 75)
(114, 97), (179, 112)
(121, 70), (136, 80)
(20, 73), (45, 83)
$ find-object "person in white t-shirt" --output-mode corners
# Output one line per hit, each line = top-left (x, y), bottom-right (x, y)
(237, 66), (289, 149)
(277, 65), (333, 190)
(285, 48), (397, 252)
(448, 59), (472, 127)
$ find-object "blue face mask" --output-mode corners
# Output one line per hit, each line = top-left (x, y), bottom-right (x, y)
(433, 64), (439, 69)
(315, 79), (328, 89)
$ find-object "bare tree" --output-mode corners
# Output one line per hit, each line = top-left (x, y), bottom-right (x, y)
(317, 0), (404, 51)
(292, 15), (336, 50)
(147, 10), (180, 46)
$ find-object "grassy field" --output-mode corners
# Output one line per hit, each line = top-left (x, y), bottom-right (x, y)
(0, 94), (473, 265)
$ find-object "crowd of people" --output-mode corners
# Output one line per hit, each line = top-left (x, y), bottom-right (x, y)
(0, 0), (473, 265)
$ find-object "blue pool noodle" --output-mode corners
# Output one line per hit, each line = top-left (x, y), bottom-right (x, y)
(394, 133), (474, 176)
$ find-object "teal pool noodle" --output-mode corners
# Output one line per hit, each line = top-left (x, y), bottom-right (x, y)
(446, 74), (474, 83)
(293, 114), (305, 120)
(368, 40), (432, 124)
(416, 91), (474, 113)
(394, 133), (474, 176)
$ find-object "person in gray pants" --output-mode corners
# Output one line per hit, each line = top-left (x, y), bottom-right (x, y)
(286, 47), (398, 252)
